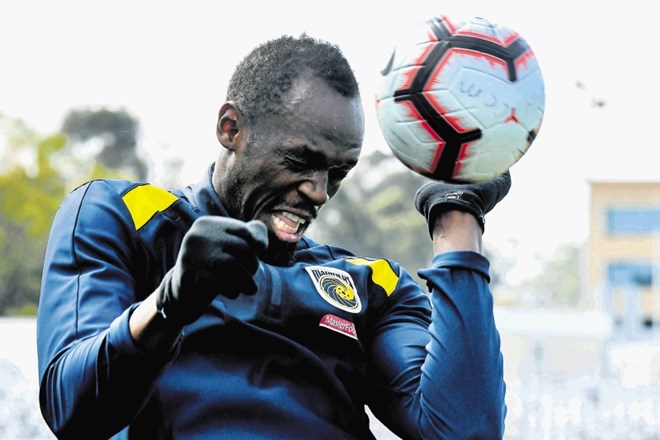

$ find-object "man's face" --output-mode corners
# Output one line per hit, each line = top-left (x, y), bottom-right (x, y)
(216, 73), (364, 266)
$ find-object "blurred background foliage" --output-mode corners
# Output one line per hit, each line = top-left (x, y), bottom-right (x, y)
(0, 108), (147, 315)
(0, 109), (580, 316)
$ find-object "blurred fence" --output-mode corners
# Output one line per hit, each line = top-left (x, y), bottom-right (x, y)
(0, 318), (53, 439)
(496, 308), (660, 439)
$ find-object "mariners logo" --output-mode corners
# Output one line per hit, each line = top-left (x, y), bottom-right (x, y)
(304, 266), (361, 313)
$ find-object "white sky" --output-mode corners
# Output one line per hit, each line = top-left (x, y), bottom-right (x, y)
(1, 0), (657, 268)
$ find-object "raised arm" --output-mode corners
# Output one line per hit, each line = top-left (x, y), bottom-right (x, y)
(367, 173), (511, 439)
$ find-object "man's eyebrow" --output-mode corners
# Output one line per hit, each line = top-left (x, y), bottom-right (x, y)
(282, 145), (326, 165)
(281, 144), (359, 168)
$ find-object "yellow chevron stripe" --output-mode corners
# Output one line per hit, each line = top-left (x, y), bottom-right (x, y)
(122, 184), (178, 230)
(347, 258), (399, 296)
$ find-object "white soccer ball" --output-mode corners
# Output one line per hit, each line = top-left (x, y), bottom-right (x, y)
(375, 15), (545, 182)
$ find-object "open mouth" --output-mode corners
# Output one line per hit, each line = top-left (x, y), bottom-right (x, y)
(271, 211), (309, 243)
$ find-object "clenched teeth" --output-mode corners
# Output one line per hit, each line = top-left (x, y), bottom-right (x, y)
(281, 211), (307, 225)
(272, 211), (307, 234)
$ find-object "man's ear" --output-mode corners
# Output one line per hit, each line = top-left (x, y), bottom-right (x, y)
(216, 101), (245, 150)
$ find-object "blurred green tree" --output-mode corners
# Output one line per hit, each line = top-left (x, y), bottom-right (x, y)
(519, 243), (583, 307)
(0, 117), (68, 314)
(61, 107), (148, 181)
(0, 107), (148, 315)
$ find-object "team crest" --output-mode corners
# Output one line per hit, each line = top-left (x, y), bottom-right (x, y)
(304, 266), (362, 313)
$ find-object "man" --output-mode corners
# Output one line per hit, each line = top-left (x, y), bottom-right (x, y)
(37, 34), (510, 439)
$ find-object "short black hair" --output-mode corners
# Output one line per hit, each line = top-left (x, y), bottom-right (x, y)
(226, 34), (360, 124)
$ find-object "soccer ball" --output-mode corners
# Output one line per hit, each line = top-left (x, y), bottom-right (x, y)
(375, 15), (545, 182)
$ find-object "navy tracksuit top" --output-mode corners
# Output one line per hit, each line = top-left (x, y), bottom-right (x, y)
(37, 165), (506, 439)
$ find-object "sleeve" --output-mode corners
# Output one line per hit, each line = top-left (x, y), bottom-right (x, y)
(36, 180), (179, 439)
(365, 251), (506, 439)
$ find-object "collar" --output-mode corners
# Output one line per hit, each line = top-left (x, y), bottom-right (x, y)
(176, 163), (230, 217)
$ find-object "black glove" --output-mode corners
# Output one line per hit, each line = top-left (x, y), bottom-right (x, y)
(414, 171), (511, 235)
(156, 216), (268, 328)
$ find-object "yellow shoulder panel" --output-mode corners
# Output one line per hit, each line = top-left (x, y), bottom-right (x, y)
(346, 258), (399, 297)
(122, 184), (178, 230)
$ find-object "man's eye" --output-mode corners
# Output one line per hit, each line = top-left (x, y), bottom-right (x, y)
(285, 156), (308, 170)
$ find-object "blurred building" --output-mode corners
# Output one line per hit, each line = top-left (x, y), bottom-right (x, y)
(588, 181), (660, 336)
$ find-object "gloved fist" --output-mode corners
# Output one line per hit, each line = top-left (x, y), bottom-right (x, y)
(414, 171), (511, 235)
(156, 216), (268, 328)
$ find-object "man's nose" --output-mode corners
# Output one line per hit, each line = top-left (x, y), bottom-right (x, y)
(298, 171), (329, 206)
